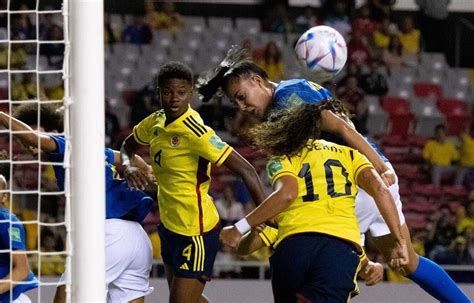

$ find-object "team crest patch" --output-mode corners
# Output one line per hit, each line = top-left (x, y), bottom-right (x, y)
(9, 227), (21, 242)
(170, 135), (180, 147)
(209, 135), (226, 150)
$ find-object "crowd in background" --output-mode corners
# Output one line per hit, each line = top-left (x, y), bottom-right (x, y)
(0, 0), (473, 282)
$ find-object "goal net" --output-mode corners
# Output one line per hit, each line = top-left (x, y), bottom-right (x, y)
(0, 0), (105, 302)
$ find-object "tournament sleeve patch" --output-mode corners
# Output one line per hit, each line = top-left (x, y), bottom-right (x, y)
(209, 135), (226, 151)
(9, 227), (21, 243)
(266, 159), (283, 179)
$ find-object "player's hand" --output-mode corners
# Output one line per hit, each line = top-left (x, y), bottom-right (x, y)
(123, 164), (150, 190)
(389, 239), (409, 270)
(364, 261), (384, 286)
(380, 169), (396, 187)
(254, 224), (267, 233)
(220, 226), (243, 250)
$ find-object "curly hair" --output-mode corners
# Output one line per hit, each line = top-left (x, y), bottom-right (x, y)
(250, 100), (348, 156)
(13, 103), (63, 132)
(157, 61), (193, 88)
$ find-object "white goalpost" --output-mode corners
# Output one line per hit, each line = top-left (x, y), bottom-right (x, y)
(69, 0), (106, 302)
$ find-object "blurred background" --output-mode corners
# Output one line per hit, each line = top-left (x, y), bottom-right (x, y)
(1, 0), (474, 291)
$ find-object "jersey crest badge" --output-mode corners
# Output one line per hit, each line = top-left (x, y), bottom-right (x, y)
(170, 135), (180, 147)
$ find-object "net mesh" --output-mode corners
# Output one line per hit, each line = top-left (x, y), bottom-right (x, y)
(0, 0), (69, 301)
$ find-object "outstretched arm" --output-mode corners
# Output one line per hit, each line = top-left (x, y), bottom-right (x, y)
(0, 111), (56, 152)
(357, 167), (408, 269)
(120, 134), (152, 190)
(0, 253), (31, 294)
(220, 175), (298, 249)
(321, 110), (395, 185)
(221, 151), (267, 206)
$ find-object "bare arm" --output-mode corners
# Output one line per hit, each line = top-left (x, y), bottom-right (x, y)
(321, 110), (394, 185)
(120, 134), (152, 190)
(221, 150), (267, 206)
(0, 253), (31, 294)
(237, 229), (265, 256)
(0, 111), (56, 152)
(220, 176), (298, 249)
(357, 167), (408, 268)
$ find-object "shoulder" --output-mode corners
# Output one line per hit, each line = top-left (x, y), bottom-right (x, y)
(179, 109), (212, 139)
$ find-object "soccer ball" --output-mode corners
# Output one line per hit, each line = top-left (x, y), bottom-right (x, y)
(294, 25), (347, 82)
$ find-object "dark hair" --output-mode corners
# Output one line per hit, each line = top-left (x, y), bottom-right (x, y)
(13, 103), (63, 132)
(263, 41), (282, 65)
(250, 101), (344, 156)
(435, 124), (446, 133)
(388, 35), (402, 56)
(197, 46), (269, 103)
(157, 61), (193, 88)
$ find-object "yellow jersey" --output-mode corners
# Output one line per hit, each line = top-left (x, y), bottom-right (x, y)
(422, 139), (459, 166)
(460, 134), (474, 167)
(133, 106), (233, 236)
(265, 139), (373, 249)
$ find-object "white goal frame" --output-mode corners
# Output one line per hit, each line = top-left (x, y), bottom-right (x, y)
(68, 0), (105, 301)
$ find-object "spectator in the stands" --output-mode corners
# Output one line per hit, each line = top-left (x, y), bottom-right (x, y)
(130, 82), (160, 127)
(40, 24), (65, 69)
(422, 124), (460, 185)
(368, 0), (396, 22)
(262, 3), (294, 34)
(146, 0), (184, 33)
(104, 13), (119, 44)
(11, 10), (35, 40)
(347, 29), (372, 69)
(427, 204), (457, 258)
(121, 15), (152, 45)
(457, 200), (474, 236)
(11, 73), (47, 101)
(398, 16), (421, 57)
(257, 41), (285, 82)
(415, 0), (450, 53)
(215, 184), (245, 227)
(105, 99), (121, 147)
(324, 0), (351, 40)
(464, 227), (474, 264)
(295, 5), (322, 33)
(432, 236), (471, 265)
(242, 38), (263, 61)
(0, 43), (26, 70)
(456, 125), (474, 187)
(382, 35), (405, 69)
(359, 60), (389, 96)
(352, 4), (377, 38)
(372, 18), (393, 49)
(337, 75), (368, 134)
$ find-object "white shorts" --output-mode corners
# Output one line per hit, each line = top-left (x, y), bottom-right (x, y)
(13, 293), (31, 303)
(60, 219), (154, 302)
(355, 164), (406, 245)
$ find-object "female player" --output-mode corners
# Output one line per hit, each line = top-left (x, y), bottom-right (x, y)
(120, 62), (266, 303)
(220, 134), (408, 302)
(237, 224), (385, 287)
(0, 175), (38, 303)
(198, 47), (470, 303)
(0, 104), (154, 303)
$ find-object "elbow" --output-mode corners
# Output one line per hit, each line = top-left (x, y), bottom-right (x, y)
(280, 188), (297, 207)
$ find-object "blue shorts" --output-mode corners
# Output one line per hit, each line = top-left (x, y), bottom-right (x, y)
(158, 224), (219, 282)
(270, 233), (361, 303)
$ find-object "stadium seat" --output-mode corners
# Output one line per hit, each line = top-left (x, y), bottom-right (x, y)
(413, 183), (442, 198)
(380, 96), (415, 137)
(366, 95), (388, 135)
(208, 17), (234, 35)
(437, 98), (471, 135)
(420, 52), (447, 71)
(183, 16), (207, 35)
(412, 82), (442, 99)
(410, 98), (445, 137)
(235, 18), (261, 35)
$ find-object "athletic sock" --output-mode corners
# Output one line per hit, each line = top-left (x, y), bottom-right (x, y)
(407, 256), (471, 303)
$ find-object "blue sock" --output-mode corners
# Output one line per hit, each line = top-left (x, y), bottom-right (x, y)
(407, 256), (470, 303)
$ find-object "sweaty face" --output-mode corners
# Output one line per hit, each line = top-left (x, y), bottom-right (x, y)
(159, 78), (192, 119)
(224, 76), (272, 119)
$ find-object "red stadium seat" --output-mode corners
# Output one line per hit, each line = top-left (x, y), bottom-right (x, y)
(122, 89), (139, 106)
(380, 96), (415, 137)
(412, 83), (443, 99)
(437, 98), (471, 135)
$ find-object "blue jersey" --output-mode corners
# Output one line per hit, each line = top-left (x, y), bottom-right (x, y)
(272, 79), (388, 162)
(0, 208), (38, 302)
(49, 136), (152, 223)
